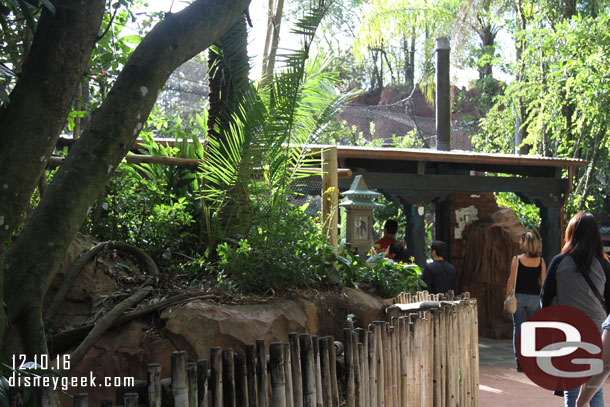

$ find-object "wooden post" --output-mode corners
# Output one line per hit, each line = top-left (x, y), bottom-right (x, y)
(389, 326), (396, 407)
(172, 351), (189, 407)
(148, 363), (162, 407)
(282, 344), (294, 407)
(210, 347), (223, 407)
(368, 327), (377, 407)
(321, 146), (338, 247)
(357, 328), (369, 406)
(124, 393), (138, 407)
(299, 334), (316, 407)
(197, 360), (209, 407)
(328, 336), (340, 407)
(383, 324), (391, 407)
(188, 362), (198, 407)
(319, 337), (331, 407)
(398, 317), (408, 407)
(270, 343), (287, 407)
(312, 336), (323, 407)
(73, 394), (88, 407)
(235, 353), (249, 407)
(257, 340), (270, 407)
(289, 333), (303, 407)
(351, 331), (362, 407)
(246, 344), (259, 407)
(432, 310), (442, 407)
(471, 299), (480, 407)
(343, 329), (355, 407)
(223, 349), (236, 407)
(374, 322), (384, 407)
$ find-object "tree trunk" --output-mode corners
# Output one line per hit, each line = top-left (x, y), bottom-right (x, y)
(3, 0), (251, 355)
(0, 0), (106, 344)
(208, 15), (250, 142)
(264, 0), (285, 81)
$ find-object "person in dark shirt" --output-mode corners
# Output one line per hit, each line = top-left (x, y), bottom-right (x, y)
(421, 240), (458, 295)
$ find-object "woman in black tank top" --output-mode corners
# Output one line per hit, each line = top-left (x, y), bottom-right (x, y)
(505, 230), (547, 371)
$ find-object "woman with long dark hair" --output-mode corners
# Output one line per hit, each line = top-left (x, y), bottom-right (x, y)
(505, 229), (546, 372)
(541, 212), (610, 407)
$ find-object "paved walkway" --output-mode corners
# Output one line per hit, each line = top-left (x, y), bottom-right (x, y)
(478, 337), (610, 406)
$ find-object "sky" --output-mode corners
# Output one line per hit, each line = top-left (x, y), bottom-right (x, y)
(143, 0), (513, 88)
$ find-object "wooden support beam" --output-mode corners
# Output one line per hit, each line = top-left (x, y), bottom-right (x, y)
(339, 173), (567, 196)
(322, 146), (339, 248)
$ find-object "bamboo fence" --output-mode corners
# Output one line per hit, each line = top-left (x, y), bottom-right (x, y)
(10, 292), (478, 407)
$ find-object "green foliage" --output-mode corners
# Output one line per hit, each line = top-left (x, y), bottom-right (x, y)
(85, 166), (197, 258)
(494, 192), (541, 230)
(216, 203), (336, 291)
(475, 13), (610, 210)
(391, 129), (425, 148)
(335, 249), (424, 298)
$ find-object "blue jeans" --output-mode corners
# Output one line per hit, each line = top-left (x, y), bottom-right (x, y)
(512, 292), (541, 367)
(564, 386), (604, 407)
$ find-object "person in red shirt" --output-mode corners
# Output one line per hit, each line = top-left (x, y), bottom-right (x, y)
(371, 220), (398, 255)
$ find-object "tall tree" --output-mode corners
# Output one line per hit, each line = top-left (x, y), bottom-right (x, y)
(1, 0), (251, 355)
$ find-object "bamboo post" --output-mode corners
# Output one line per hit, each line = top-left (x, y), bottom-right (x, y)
(246, 344), (259, 407)
(357, 328), (369, 407)
(343, 329), (355, 407)
(471, 299), (480, 407)
(235, 353), (249, 407)
(223, 349), (236, 407)
(172, 351), (189, 407)
(432, 310), (442, 407)
(399, 318), (408, 407)
(197, 360), (209, 407)
(270, 343), (287, 407)
(351, 331), (362, 407)
(327, 336), (339, 407)
(257, 340), (270, 407)
(188, 362), (198, 407)
(410, 315), (420, 406)
(299, 334), (316, 407)
(382, 324), (391, 407)
(321, 145), (338, 247)
(374, 322), (384, 407)
(148, 363), (162, 407)
(319, 337), (331, 407)
(289, 333), (303, 407)
(389, 326), (397, 407)
(392, 320), (401, 407)
(210, 347), (223, 407)
(441, 306), (448, 407)
(282, 344), (294, 407)
(312, 336), (323, 407)
(368, 327), (377, 407)
(124, 393), (138, 407)
(73, 394), (88, 407)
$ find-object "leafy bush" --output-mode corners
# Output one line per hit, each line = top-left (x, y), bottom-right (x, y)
(215, 203), (337, 291)
(494, 192), (540, 231)
(84, 166), (197, 259)
(336, 248), (424, 298)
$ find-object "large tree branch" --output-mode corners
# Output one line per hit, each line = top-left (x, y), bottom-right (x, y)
(3, 0), (251, 354)
(0, 0), (106, 248)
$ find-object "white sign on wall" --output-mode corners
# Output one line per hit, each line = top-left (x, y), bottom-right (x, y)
(455, 206), (479, 239)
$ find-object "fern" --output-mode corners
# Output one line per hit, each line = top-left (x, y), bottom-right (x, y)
(199, 0), (357, 253)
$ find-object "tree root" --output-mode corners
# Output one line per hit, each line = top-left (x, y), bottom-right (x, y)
(44, 240), (159, 328)
(49, 292), (221, 356)
(68, 286), (153, 368)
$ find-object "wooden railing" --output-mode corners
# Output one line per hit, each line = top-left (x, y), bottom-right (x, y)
(9, 292), (478, 407)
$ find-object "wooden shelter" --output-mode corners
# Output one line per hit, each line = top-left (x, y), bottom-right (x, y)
(320, 145), (585, 338)
(325, 146), (585, 266)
